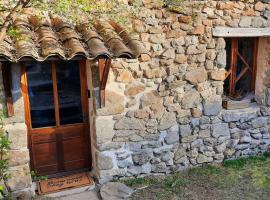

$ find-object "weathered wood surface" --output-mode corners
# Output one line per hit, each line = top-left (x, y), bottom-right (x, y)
(213, 27), (270, 37)
(222, 99), (251, 110)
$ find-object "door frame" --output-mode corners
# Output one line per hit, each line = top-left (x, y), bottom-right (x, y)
(21, 59), (92, 176)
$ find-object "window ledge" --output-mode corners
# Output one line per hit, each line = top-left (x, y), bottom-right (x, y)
(221, 102), (260, 115)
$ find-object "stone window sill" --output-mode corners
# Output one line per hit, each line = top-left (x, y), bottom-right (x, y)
(221, 102), (260, 115)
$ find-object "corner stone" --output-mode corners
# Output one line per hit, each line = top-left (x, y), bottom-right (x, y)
(96, 152), (114, 170)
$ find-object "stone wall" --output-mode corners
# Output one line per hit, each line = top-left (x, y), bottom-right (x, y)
(0, 0), (269, 195)
(1, 63), (34, 198)
(94, 0), (270, 183)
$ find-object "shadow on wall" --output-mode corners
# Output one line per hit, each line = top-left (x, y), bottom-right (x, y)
(1, 62), (25, 122)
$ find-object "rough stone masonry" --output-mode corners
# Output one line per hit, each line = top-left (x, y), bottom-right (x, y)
(94, 0), (270, 183)
(1, 0), (270, 197)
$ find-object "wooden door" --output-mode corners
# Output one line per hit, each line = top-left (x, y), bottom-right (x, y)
(21, 60), (91, 176)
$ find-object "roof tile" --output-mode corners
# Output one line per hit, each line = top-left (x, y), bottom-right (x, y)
(0, 13), (147, 62)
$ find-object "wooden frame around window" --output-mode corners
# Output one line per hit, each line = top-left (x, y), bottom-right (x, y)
(21, 60), (89, 130)
(225, 38), (258, 98)
(2, 62), (14, 117)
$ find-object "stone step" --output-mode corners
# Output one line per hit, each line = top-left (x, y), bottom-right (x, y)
(57, 190), (100, 200)
(39, 184), (96, 198)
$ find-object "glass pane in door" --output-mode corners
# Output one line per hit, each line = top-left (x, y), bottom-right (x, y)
(55, 61), (83, 125)
(26, 62), (56, 128)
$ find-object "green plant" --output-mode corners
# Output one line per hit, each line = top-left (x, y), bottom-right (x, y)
(0, 116), (11, 198)
(30, 171), (48, 182)
(224, 156), (266, 169)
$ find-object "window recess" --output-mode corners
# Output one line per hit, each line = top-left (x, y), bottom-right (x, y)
(223, 38), (258, 109)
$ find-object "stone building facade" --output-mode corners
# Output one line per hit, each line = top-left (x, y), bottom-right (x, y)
(0, 0), (270, 197)
(94, 0), (270, 183)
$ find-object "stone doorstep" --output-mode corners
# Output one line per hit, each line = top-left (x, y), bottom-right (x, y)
(41, 184), (96, 198)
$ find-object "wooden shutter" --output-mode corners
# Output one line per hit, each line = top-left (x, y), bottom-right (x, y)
(1, 62), (14, 117)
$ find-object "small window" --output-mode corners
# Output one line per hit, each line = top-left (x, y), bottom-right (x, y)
(224, 38), (258, 100)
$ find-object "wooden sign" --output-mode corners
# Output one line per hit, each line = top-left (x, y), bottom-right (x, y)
(38, 173), (94, 195)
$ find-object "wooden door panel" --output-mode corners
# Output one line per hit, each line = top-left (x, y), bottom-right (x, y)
(32, 138), (58, 175)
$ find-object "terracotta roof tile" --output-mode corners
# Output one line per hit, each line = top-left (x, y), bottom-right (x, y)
(0, 14), (147, 62)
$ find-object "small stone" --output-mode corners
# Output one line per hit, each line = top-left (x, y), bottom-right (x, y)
(115, 117), (145, 130)
(198, 129), (211, 138)
(6, 164), (32, 191)
(251, 17), (267, 28)
(185, 68), (208, 85)
(182, 91), (201, 109)
(132, 150), (153, 165)
(179, 16), (192, 23)
(140, 91), (163, 108)
(175, 54), (187, 64)
(210, 69), (226, 81)
(239, 17), (252, 27)
(161, 49), (175, 59)
(240, 135), (252, 143)
(116, 70), (134, 83)
(124, 81), (145, 96)
(190, 25), (205, 35)
(179, 125), (192, 137)
(97, 91), (125, 116)
(166, 30), (186, 38)
(133, 109), (149, 119)
(251, 117), (268, 128)
(139, 54), (151, 62)
(191, 139), (203, 148)
(149, 34), (166, 44)
(161, 152), (174, 162)
(100, 182), (134, 200)
(197, 154), (213, 164)
(151, 162), (168, 173)
(255, 1), (265, 11)
(203, 97), (222, 116)
(165, 131), (179, 144)
(4, 123), (27, 150)
(97, 153), (114, 170)
(216, 50), (226, 68)
(216, 38), (226, 50)
(212, 123), (230, 138)
(263, 10), (270, 20)
(174, 147), (186, 162)
(6, 150), (29, 167)
(126, 98), (137, 108)
(215, 143), (226, 153)
(191, 108), (202, 118)
(158, 112), (177, 131)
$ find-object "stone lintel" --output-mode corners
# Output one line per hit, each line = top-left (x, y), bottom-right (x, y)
(213, 27), (270, 37)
